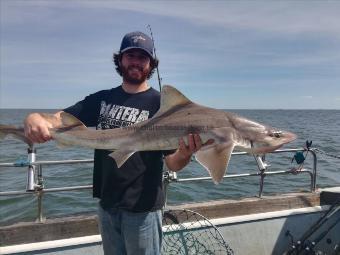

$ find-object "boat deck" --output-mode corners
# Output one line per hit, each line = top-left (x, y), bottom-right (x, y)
(1, 188), (339, 255)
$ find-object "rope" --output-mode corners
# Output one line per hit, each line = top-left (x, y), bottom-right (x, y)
(313, 148), (340, 160)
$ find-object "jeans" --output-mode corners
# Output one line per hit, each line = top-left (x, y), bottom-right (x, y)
(98, 204), (163, 255)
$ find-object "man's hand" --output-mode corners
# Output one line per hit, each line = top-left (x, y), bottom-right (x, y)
(24, 113), (53, 143)
(24, 111), (63, 143)
(177, 134), (203, 160)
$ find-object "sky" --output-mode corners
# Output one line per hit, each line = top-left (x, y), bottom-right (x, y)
(1, 0), (340, 109)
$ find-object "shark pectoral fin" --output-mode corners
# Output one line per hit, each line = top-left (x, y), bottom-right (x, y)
(0, 125), (16, 139)
(195, 143), (234, 184)
(109, 150), (136, 168)
(0, 126), (7, 140)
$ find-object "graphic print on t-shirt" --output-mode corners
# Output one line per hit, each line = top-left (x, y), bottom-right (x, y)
(97, 101), (149, 129)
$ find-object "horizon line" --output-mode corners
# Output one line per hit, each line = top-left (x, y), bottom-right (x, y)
(1, 108), (339, 111)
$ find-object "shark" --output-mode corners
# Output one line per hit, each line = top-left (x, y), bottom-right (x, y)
(0, 85), (296, 183)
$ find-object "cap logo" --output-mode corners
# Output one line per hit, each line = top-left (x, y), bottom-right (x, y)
(131, 35), (146, 43)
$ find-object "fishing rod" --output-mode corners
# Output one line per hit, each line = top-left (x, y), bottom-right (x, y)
(147, 25), (162, 92)
(298, 199), (340, 246)
(286, 198), (340, 254)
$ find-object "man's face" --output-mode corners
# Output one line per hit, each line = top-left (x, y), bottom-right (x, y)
(120, 49), (152, 85)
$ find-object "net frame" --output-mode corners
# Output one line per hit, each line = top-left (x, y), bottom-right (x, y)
(162, 209), (234, 255)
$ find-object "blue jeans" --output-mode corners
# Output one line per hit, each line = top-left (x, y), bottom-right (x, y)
(98, 204), (163, 255)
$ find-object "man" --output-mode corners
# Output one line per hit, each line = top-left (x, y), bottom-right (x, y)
(24, 31), (204, 255)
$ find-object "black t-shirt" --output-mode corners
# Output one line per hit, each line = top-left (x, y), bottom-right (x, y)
(64, 85), (166, 212)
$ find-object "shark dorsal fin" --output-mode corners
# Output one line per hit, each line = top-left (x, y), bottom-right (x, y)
(159, 85), (192, 113)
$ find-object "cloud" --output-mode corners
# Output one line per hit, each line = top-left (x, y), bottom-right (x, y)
(301, 96), (313, 99)
(75, 1), (340, 36)
(3, 1), (340, 36)
(1, 1), (340, 109)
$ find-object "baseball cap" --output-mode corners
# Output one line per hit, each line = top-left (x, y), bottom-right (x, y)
(119, 31), (155, 60)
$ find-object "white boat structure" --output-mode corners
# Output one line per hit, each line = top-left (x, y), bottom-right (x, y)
(0, 148), (339, 255)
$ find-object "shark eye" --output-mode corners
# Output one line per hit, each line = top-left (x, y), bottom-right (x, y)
(270, 131), (282, 138)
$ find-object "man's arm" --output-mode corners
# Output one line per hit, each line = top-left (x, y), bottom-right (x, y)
(165, 134), (212, 172)
(24, 111), (64, 143)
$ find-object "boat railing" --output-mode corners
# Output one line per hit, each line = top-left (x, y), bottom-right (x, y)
(0, 148), (317, 222)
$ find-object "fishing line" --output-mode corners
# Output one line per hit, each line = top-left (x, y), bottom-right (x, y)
(147, 25), (162, 92)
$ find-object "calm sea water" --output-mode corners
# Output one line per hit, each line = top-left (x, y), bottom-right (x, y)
(0, 109), (339, 226)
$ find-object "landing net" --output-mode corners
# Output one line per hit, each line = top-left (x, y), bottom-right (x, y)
(162, 209), (234, 255)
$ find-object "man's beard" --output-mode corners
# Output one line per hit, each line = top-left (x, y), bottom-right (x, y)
(121, 65), (150, 85)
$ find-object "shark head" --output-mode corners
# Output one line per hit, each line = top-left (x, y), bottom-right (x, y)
(247, 127), (297, 154)
(228, 113), (297, 155)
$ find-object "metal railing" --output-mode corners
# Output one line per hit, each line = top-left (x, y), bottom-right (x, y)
(0, 148), (317, 222)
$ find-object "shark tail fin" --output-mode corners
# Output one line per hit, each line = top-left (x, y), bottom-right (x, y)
(48, 112), (88, 149)
(0, 124), (33, 147)
(60, 112), (87, 130)
(49, 112), (87, 132)
(0, 125), (15, 139)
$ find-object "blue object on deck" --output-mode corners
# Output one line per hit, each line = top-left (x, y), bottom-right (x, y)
(14, 158), (30, 167)
(293, 152), (306, 164)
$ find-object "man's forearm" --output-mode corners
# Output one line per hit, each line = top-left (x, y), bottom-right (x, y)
(164, 134), (213, 172)
(165, 149), (192, 172)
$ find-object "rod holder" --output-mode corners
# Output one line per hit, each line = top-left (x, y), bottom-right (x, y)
(255, 155), (269, 198)
(255, 155), (268, 171)
(26, 148), (37, 191)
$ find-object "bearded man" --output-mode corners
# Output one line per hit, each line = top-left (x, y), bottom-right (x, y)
(24, 31), (203, 255)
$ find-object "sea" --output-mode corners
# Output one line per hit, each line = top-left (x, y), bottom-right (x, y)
(0, 109), (339, 226)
